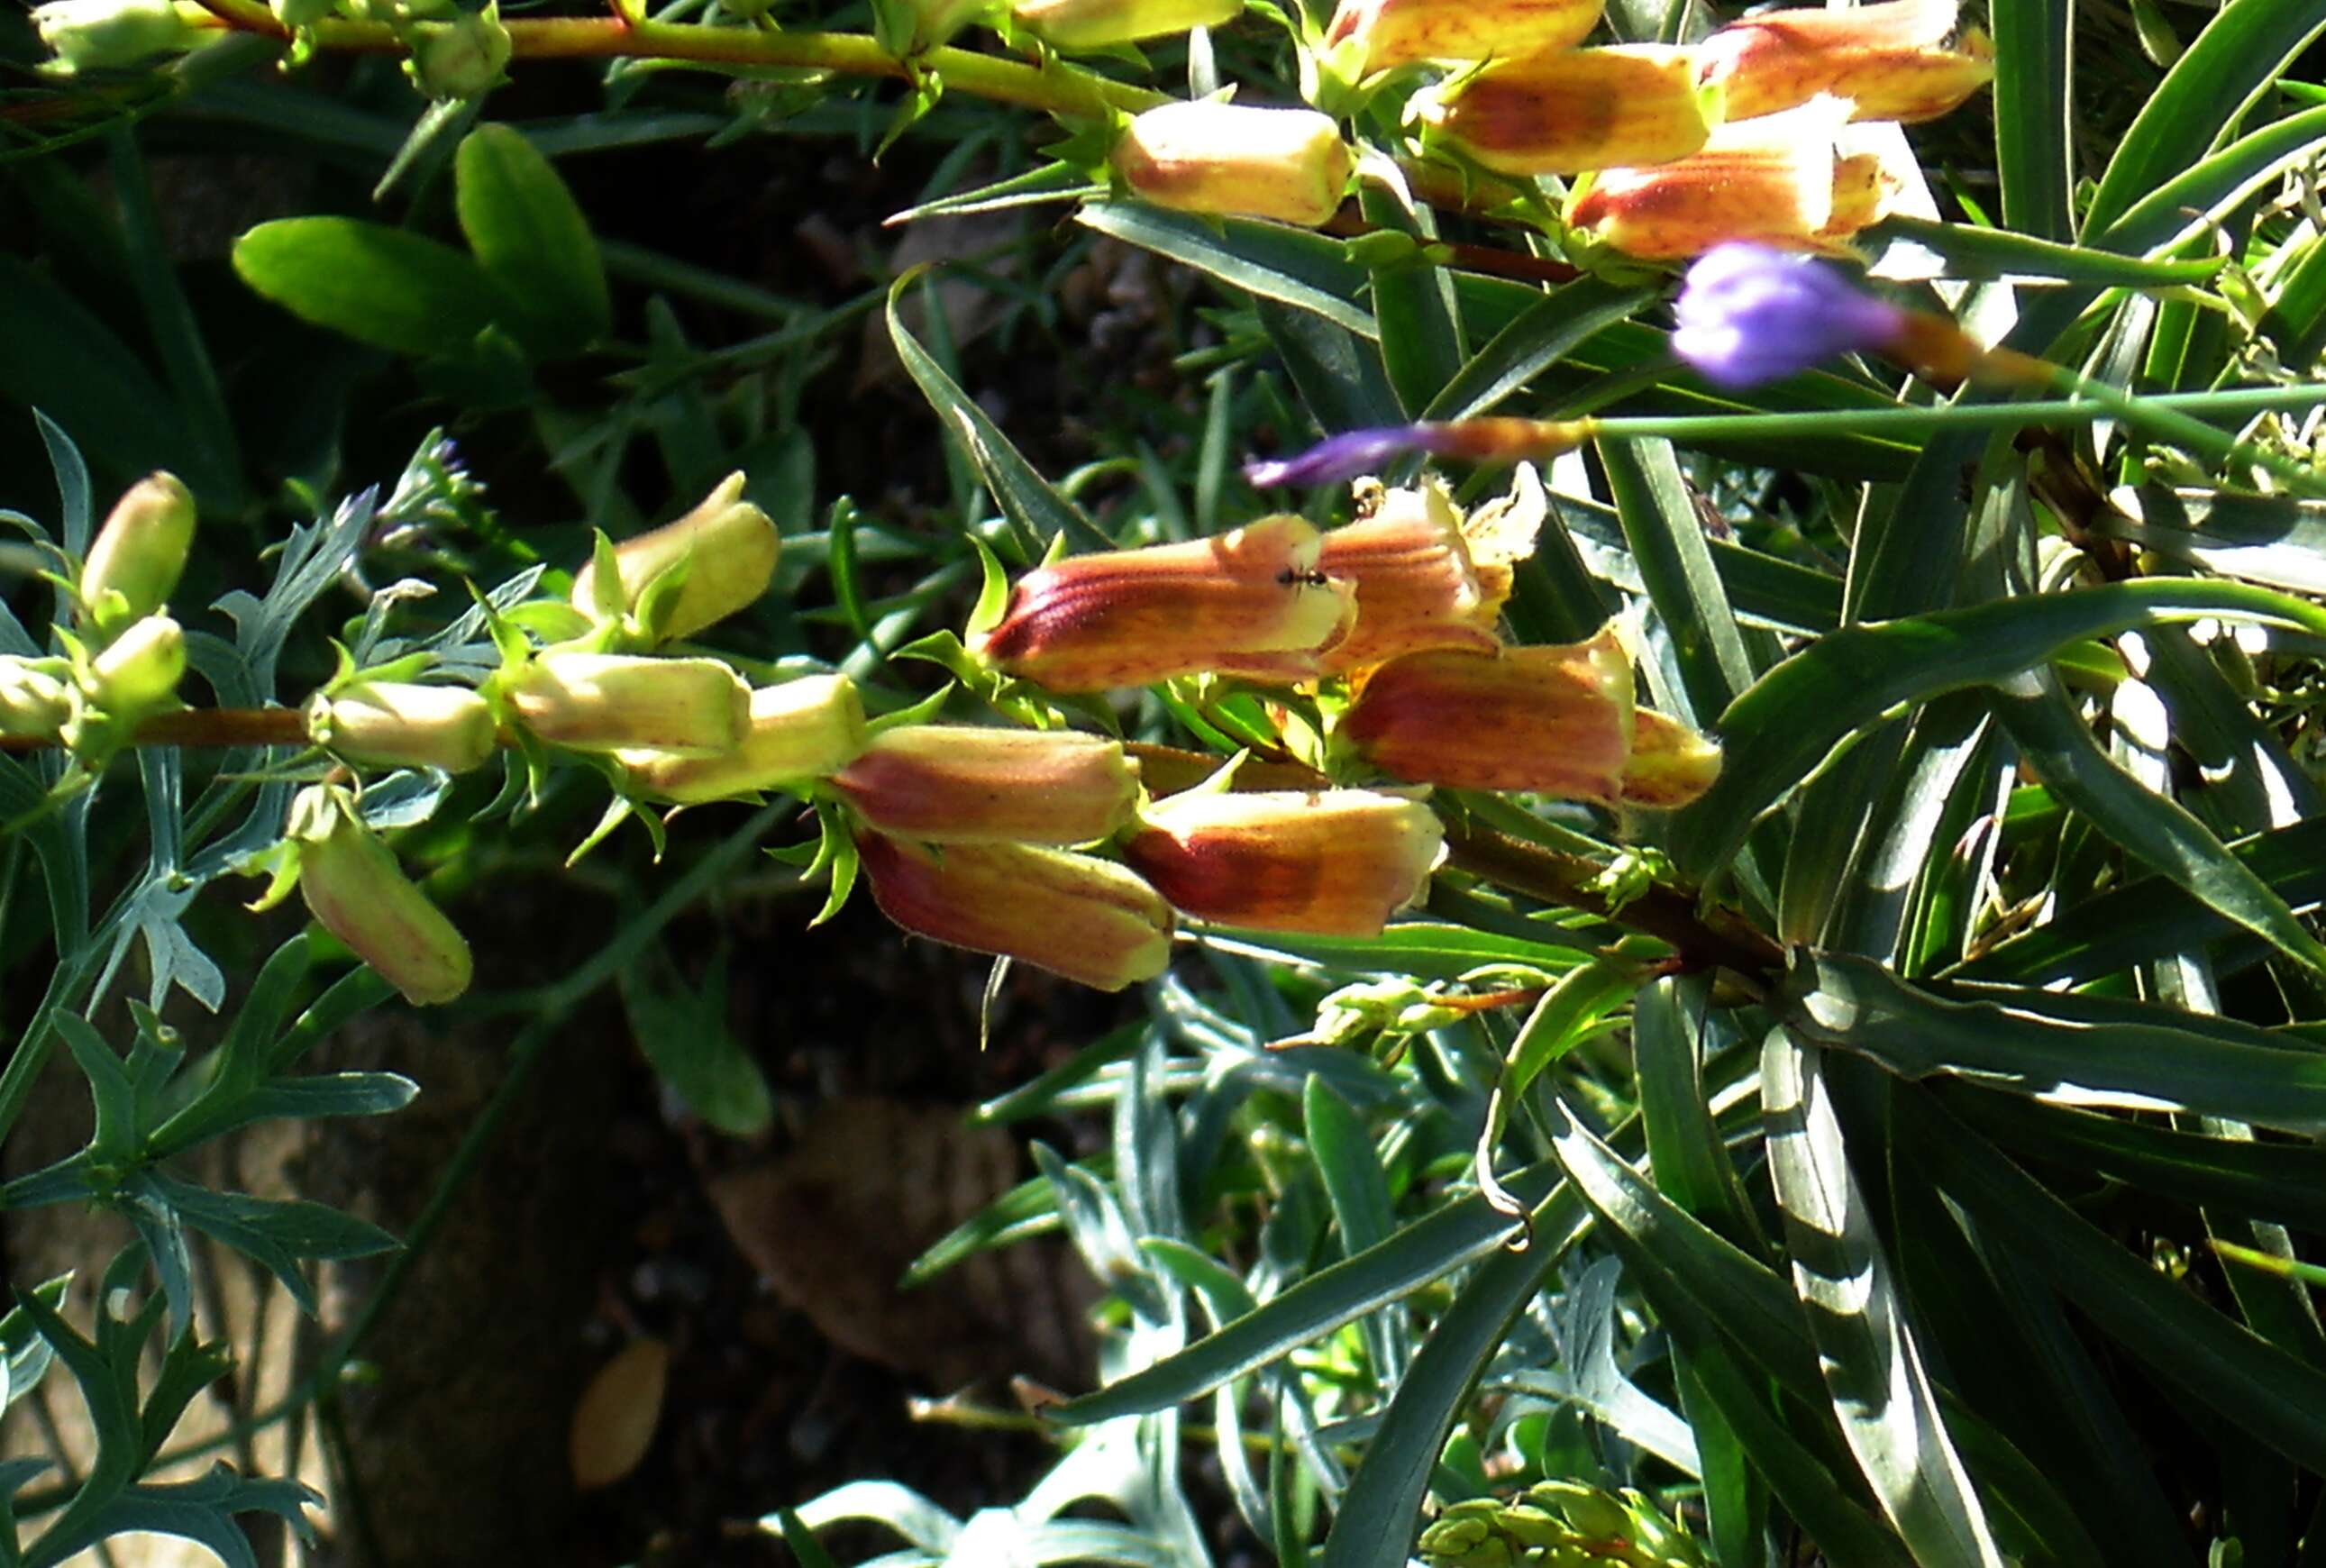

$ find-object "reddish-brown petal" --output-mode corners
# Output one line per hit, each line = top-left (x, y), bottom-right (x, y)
(834, 725), (1139, 843)
(1124, 789), (1443, 937)
(1344, 634), (1634, 799)
(855, 834), (1173, 991)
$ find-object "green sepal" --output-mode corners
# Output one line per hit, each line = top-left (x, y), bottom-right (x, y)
(863, 683), (956, 738)
(587, 530), (627, 623)
(965, 535), (1013, 639)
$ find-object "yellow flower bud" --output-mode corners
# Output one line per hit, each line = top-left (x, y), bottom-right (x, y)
(33, 0), (200, 72)
(285, 784), (472, 1007)
(1325, 0), (1601, 72)
(1313, 479), (1529, 675)
(619, 675), (869, 804)
(569, 472), (780, 644)
(970, 515), (1356, 692)
(89, 615), (186, 714)
(1123, 788), (1443, 937)
(1697, 0), (1994, 123)
(1415, 46), (1715, 177)
(79, 472), (195, 637)
(834, 725), (1139, 844)
(0, 660), (72, 742)
(1343, 630), (1634, 800)
(855, 833), (1173, 991)
(309, 682), (498, 774)
(1014, 0), (1240, 49)
(507, 652), (749, 756)
(1565, 96), (1859, 260)
(1113, 103), (1355, 229)
(1619, 707), (1722, 808)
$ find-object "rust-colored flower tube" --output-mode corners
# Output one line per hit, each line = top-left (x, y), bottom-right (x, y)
(1325, 0), (1601, 72)
(1564, 96), (1857, 259)
(1342, 631), (1635, 800)
(856, 834), (1174, 991)
(970, 515), (1356, 691)
(1123, 789), (1444, 936)
(1415, 46), (1715, 177)
(1314, 483), (1504, 675)
(834, 725), (1139, 844)
(1697, 0), (1993, 123)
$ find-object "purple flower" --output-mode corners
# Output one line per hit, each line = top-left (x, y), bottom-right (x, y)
(1670, 242), (1909, 388)
(1245, 426), (1439, 488)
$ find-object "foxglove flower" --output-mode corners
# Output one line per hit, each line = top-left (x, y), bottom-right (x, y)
(1014, 0), (1241, 49)
(1323, 0), (1601, 74)
(1122, 789), (1444, 937)
(1342, 633), (1635, 800)
(621, 675), (869, 804)
(88, 615), (185, 714)
(1619, 707), (1724, 807)
(856, 834), (1174, 991)
(508, 652), (750, 756)
(272, 784), (473, 1007)
(1670, 242), (1908, 387)
(310, 681), (499, 774)
(79, 471), (193, 638)
(570, 472), (780, 644)
(1697, 0), (1994, 123)
(34, 0), (201, 72)
(969, 515), (1355, 691)
(1245, 417), (1592, 489)
(0, 661), (71, 743)
(1312, 479), (1528, 674)
(1565, 96), (1884, 259)
(1414, 45), (1715, 177)
(1112, 104), (1355, 229)
(834, 725), (1140, 844)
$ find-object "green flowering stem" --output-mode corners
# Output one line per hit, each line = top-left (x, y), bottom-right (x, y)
(0, 705), (308, 752)
(1594, 383), (2326, 466)
(187, 5), (1170, 118)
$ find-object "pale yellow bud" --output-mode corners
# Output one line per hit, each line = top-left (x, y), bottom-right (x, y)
(1014, 0), (1240, 49)
(89, 615), (185, 714)
(309, 682), (498, 774)
(79, 471), (194, 636)
(569, 472), (781, 644)
(286, 784), (471, 1007)
(33, 0), (200, 72)
(0, 661), (72, 742)
(508, 652), (749, 756)
(619, 675), (870, 804)
(1114, 103), (1355, 229)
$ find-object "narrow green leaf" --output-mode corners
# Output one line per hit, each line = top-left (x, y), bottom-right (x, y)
(1992, 668), (2326, 972)
(1670, 578), (2326, 880)
(1786, 951), (2326, 1134)
(1876, 217), (2225, 285)
(1597, 436), (1754, 724)
(1257, 298), (1405, 435)
(884, 275), (1111, 560)
(1764, 1033), (2008, 1568)
(2093, 105), (2326, 258)
(1902, 1085), (2326, 1476)
(1986, 0), (2074, 240)
(1358, 187), (1463, 417)
(233, 217), (508, 360)
(454, 123), (612, 358)
(1633, 976), (1765, 1255)
(1078, 203), (1379, 338)
(1420, 279), (1653, 423)
(2084, 0), (2326, 239)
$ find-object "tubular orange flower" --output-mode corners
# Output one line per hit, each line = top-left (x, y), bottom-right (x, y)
(1342, 631), (1635, 800)
(833, 725), (1140, 843)
(1112, 103), (1355, 229)
(1619, 707), (1724, 807)
(1314, 480), (1520, 675)
(1565, 96), (1882, 259)
(970, 515), (1356, 691)
(1324, 0), (1601, 73)
(1414, 46), (1716, 177)
(1696, 0), (1994, 123)
(856, 834), (1174, 991)
(1122, 789), (1444, 936)
(619, 675), (869, 804)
